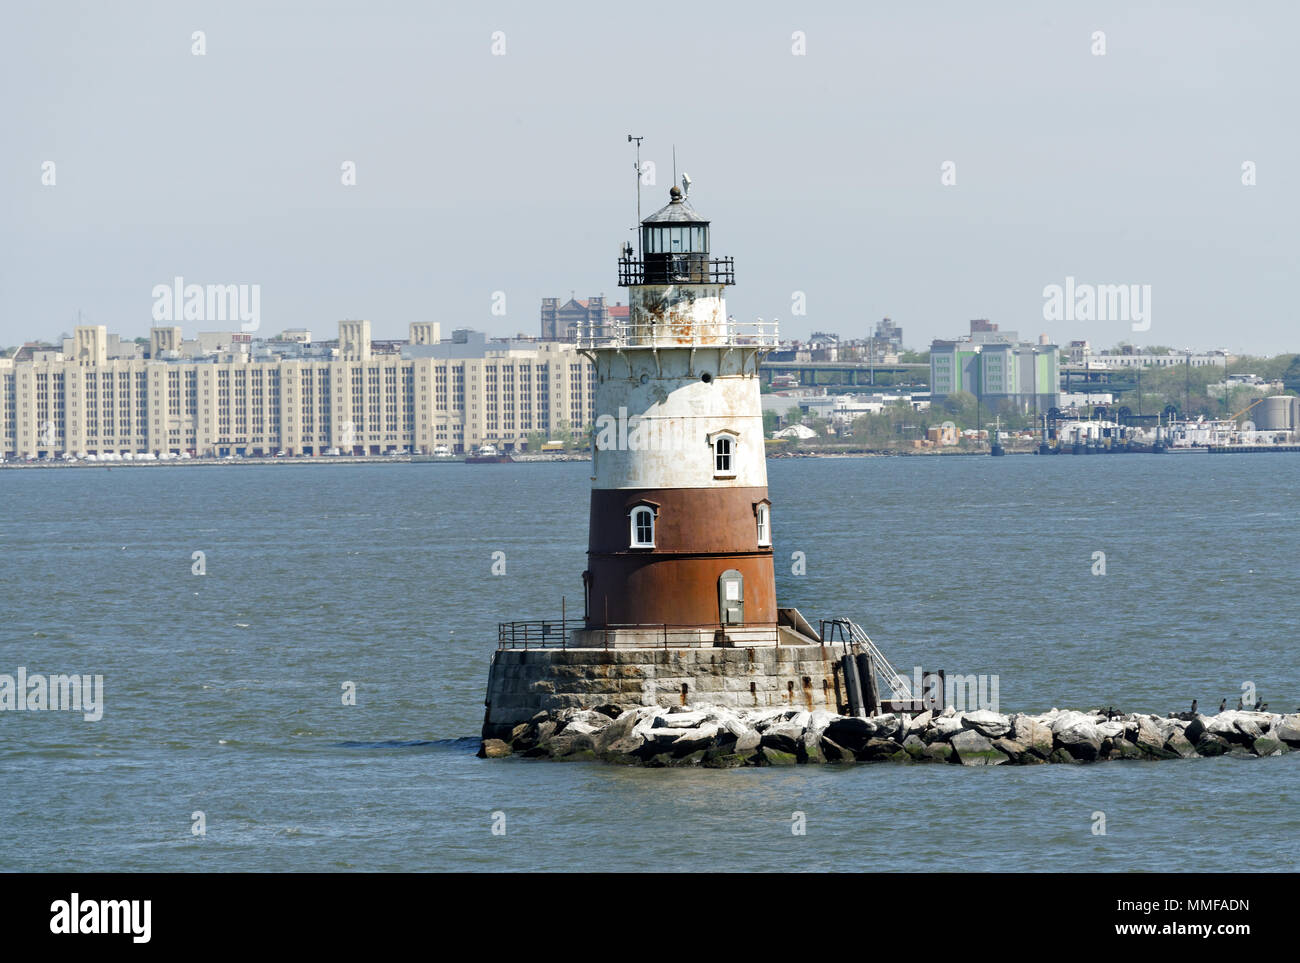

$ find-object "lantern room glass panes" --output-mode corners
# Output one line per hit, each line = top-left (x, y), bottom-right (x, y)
(643, 224), (708, 255)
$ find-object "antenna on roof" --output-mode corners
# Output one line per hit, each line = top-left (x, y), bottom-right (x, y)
(681, 172), (692, 197)
(628, 134), (644, 259)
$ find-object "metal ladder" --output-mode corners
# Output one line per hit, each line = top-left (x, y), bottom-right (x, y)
(843, 619), (911, 701)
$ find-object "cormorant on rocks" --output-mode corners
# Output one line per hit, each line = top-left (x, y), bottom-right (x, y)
(1219, 699), (1227, 713)
(1190, 699), (1198, 714)
(1238, 698), (1244, 710)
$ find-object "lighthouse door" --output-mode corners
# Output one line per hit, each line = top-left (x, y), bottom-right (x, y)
(718, 569), (745, 625)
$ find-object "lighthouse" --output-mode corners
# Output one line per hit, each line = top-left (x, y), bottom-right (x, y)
(575, 184), (776, 645)
(482, 179), (846, 738)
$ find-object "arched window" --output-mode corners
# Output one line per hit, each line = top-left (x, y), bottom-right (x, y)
(755, 503), (770, 546)
(630, 505), (655, 548)
(707, 429), (739, 479)
(713, 438), (734, 478)
(714, 435), (732, 473)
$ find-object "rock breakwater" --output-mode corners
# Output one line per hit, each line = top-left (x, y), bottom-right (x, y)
(478, 703), (1300, 767)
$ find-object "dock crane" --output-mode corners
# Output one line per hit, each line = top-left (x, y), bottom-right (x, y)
(1230, 397), (1264, 423)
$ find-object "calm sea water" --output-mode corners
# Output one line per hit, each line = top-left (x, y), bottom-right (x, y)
(2, 455), (1298, 872)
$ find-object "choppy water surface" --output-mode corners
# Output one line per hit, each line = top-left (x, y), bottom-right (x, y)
(2, 455), (1298, 871)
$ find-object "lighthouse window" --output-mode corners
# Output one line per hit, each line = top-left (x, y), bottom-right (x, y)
(630, 506), (655, 548)
(756, 503), (770, 546)
(713, 436), (733, 475)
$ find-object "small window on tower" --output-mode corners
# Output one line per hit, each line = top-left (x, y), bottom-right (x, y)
(630, 506), (655, 548)
(713, 436), (733, 476)
(756, 503), (770, 546)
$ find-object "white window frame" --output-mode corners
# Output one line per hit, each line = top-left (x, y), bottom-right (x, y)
(755, 502), (771, 546)
(630, 505), (655, 548)
(707, 429), (739, 479)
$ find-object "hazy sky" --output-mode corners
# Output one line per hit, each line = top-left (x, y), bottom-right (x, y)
(2, 1), (1297, 354)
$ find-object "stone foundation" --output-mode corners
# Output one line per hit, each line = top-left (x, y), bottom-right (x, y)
(482, 644), (842, 740)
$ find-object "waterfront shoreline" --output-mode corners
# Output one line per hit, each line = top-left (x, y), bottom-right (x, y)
(0, 454), (593, 469)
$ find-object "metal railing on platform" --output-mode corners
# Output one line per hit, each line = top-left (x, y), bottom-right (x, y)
(576, 318), (780, 350)
(497, 619), (584, 650)
(617, 255), (735, 286)
(496, 620), (782, 650)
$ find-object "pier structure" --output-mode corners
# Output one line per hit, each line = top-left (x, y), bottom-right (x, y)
(482, 183), (856, 738)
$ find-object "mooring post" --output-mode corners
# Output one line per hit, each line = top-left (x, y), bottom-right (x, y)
(857, 651), (880, 717)
(842, 653), (865, 718)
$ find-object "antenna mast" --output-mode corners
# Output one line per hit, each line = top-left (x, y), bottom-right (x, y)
(628, 134), (644, 259)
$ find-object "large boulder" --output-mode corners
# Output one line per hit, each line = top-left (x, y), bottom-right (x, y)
(1206, 711), (1258, 743)
(761, 723), (805, 756)
(1133, 717), (1178, 759)
(870, 713), (904, 742)
(540, 731), (596, 760)
(951, 729), (1008, 766)
(670, 724), (719, 756)
(991, 737), (1030, 763)
(1275, 714), (1300, 747)
(1195, 733), (1230, 756)
(654, 710), (711, 729)
(593, 710), (639, 752)
(824, 717), (877, 753)
(756, 746), (799, 766)
(962, 710), (1012, 739)
(1011, 715), (1054, 758)
(923, 741), (954, 763)
(857, 737), (907, 762)
(1252, 735), (1286, 757)
(1096, 721), (1126, 741)
(801, 728), (827, 764)
(807, 709), (839, 736)
(905, 709), (933, 736)
(1165, 729), (1198, 759)
(820, 735), (856, 763)
(1052, 711), (1102, 761)
(722, 717), (761, 752)
(931, 713), (966, 740)
(477, 738), (512, 758)
(1108, 738), (1144, 761)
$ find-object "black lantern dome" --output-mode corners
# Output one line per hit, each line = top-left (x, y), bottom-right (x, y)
(619, 186), (734, 286)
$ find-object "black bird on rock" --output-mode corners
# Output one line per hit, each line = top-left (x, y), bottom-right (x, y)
(1191, 699), (1198, 714)
(1219, 699), (1227, 713)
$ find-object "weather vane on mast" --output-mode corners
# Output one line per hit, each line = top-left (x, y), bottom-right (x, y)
(628, 134), (644, 259)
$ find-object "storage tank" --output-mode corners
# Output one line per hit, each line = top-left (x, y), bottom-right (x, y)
(1255, 395), (1293, 431)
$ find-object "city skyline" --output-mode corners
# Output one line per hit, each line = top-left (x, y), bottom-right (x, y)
(3, 3), (1297, 358)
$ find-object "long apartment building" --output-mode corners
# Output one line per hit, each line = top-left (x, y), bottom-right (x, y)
(0, 322), (596, 458)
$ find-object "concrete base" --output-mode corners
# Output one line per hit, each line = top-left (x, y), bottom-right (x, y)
(482, 643), (844, 740)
